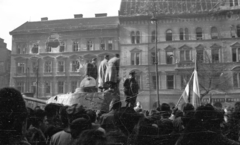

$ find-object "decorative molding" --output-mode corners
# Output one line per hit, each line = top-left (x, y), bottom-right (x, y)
(130, 48), (142, 52)
(179, 44), (192, 50)
(195, 44), (205, 50)
(164, 45), (175, 51)
(210, 43), (222, 49)
(231, 42), (240, 47)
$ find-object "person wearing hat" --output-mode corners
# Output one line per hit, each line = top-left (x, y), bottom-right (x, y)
(98, 55), (110, 92)
(85, 58), (98, 80)
(123, 71), (139, 108)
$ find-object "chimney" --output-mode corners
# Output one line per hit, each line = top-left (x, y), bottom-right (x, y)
(41, 17), (48, 21)
(74, 14), (83, 18)
(95, 13), (107, 17)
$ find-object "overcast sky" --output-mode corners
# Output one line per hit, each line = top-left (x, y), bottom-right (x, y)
(0, 0), (121, 50)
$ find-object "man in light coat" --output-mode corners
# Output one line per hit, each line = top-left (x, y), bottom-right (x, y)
(98, 55), (109, 91)
(105, 54), (120, 84)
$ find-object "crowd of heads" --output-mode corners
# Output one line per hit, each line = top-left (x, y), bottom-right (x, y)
(1, 87), (240, 145)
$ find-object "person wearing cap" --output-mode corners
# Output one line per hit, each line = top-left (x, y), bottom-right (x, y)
(85, 58), (98, 80)
(123, 71), (139, 108)
(98, 55), (110, 92)
(105, 54), (120, 84)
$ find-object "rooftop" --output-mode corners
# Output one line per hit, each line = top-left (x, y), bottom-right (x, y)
(10, 16), (119, 35)
(119, 0), (225, 17)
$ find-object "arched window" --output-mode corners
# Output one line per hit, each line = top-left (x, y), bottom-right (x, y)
(185, 28), (189, 40)
(131, 31), (135, 44)
(151, 30), (156, 42)
(211, 27), (218, 39)
(32, 44), (39, 54)
(196, 27), (203, 40)
(237, 25), (240, 37)
(136, 31), (140, 44)
(166, 29), (172, 41)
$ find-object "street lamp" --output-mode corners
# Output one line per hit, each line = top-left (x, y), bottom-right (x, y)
(151, 15), (160, 108)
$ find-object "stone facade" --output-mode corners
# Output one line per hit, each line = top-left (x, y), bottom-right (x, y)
(119, 0), (240, 109)
(9, 16), (119, 99)
(0, 38), (11, 89)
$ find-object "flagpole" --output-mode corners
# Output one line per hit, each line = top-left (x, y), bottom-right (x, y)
(175, 71), (194, 108)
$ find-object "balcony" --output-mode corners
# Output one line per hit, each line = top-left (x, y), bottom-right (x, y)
(175, 61), (194, 70)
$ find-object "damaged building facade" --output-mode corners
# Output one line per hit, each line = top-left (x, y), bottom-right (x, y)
(9, 14), (119, 99)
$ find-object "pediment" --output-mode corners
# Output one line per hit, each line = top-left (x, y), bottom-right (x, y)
(43, 56), (54, 60)
(232, 66), (240, 71)
(231, 42), (240, 48)
(56, 56), (67, 60)
(164, 45), (175, 51)
(195, 44), (205, 50)
(15, 57), (27, 61)
(210, 43), (222, 49)
(69, 55), (81, 59)
(179, 44), (192, 50)
(130, 48), (142, 52)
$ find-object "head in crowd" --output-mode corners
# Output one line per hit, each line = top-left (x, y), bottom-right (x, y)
(86, 109), (97, 123)
(0, 87), (28, 144)
(213, 102), (223, 109)
(59, 106), (69, 128)
(66, 104), (92, 139)
(114, 107), (140, 136)
(234, 101), (240, 112)
(104, 55), (109, 60)
(183, 103), (194, 114)
(106, 130), (128, 145)
(129, 71), (135, 79)
(109, 99), (122, 111)
(31, 109), (46, 130)
(92, 58), (97, 64)
(73, 129), (106, 145)
(115, 53), (120, 58)
(44, 103), (63, 125)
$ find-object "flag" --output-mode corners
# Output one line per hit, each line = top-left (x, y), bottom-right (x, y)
(182, 82), (190, 103)
(192, 69), (201, 108)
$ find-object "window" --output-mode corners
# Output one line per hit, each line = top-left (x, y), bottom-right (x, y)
(231, 25), (236, 38)
(167, 75), (174, 89)
(212, 48), (220, 63)
(166, 51), (174, 64)
(151, 31), (156, 42)
(197, 49), (204, 63)
(16, 82), (24, 92)
(32, 61), (38, 74)
(87, 40), (93, 50)
(230, 0), (239, 6)
(185, 28), (189, 40)
(107, 39), (113, 50)
(211, 27), (218, 39)
(230, 0), (234, 6)
(16, 42), (27, 54)
(45, 82), (51, 94)
(100, 39), (106, 50)
(32, 44), (39, 53)
(232, 47), (240, 62)
(166, 29), (173, 41)
(136, 31), (140, 44)
(180, 28), (184, 40)
(46, 44), (52, 52)
(131, 31), (135, 44)
(131, 52), (140, 65)
(58, 61), (65, 72)
(196, 27), (203, 40)
(72, 60), (80, 72)
(73, 41), (79, 52)
(17, 62), (25, 74)
(59, 42), (65, 52)
(45, 61), (52, 73)
(233, 73), (240, 88)
(71, 81), (78, 93)
(58, 81), (64, 94)
(152, 75), (156, 90)
(180, 50), (191, 61)
(237, 25), (240, 38)
(151, 52), (156, 65)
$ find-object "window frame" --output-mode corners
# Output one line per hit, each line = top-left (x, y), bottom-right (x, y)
(86, 39), (94, 51)
(196, 27), (203, 40)
(58, 61), (65, 73)
(166, 75), (174, 89)
(72, 41), (79, 52)
(58, 81), (64, 94)
(17, 62), (25, 74)
(166, 50), (174, 64)
(131, 31), (135, 44)
(71, 60), (80, 72)
(44, 61), (52, 73)
(136, 31), (140, 44)
(45, 82), (51, 94)
(32, 44), (39, 54)
(211, 48), (220, 63)
(211, 27), (218, 39)
(166, 29), (173, 41)
(71, 81), (78, 93)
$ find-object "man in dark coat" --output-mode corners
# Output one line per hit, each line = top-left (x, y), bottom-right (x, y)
(123, 71), (139, 108)
(86, 58), (98, 80)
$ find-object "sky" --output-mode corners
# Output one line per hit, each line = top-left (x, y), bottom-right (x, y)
(0, 0), (122, 50)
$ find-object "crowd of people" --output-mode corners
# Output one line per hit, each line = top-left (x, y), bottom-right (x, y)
(2, 87), (240, 145)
